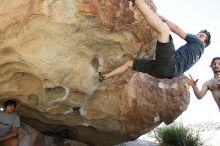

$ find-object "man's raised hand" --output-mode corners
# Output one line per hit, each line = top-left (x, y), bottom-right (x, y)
(186, 74), (199, 88)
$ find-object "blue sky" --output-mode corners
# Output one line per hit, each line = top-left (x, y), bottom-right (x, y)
(154, 0), (220, 124)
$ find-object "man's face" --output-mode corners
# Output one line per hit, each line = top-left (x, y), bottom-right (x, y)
(211, 59), (220, 72)
(197, 32), (208, 43)
(5, 104), (16, 113)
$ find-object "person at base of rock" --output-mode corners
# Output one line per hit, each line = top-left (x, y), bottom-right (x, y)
(0, 99), (20, 146)
(98, 0), (211, 82)
(187, 57), (220, 112)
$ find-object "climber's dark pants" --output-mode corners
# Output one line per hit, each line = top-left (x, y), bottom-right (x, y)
(133, 36), (175, 79)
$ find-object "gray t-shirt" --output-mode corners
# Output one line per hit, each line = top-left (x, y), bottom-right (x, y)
(0, 111), (20, 137)
(174, 33), (205, 77)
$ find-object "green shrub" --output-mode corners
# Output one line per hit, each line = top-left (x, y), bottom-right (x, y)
(154, 125), (203, 146)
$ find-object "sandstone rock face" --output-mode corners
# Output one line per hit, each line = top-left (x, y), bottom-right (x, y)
(19, 122), (89, 146)
(0, 0), (190, 145)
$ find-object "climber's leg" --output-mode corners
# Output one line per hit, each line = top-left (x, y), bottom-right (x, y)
(99, 60), (133, 82)
(135, 0), (170, 43)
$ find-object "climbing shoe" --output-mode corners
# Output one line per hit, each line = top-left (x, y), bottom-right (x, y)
(98, 72), (105, 82)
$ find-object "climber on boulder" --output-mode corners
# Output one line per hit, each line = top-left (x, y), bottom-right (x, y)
(186, 57), (220, 112)
(98, 0), (211, 82)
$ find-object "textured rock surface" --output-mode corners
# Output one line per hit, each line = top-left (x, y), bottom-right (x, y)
(0, 0), (190, 145)
(19, 122), (89, 146)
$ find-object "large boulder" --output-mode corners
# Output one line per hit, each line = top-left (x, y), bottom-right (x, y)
(0, 0), (190, 145)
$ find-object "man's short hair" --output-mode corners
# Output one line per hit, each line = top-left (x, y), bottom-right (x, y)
(210, 57), (220, 66)
(200, 30), (211, 47)
(3, 99), (17, 109)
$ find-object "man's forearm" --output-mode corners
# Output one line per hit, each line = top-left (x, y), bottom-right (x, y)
(0, 131), (18, 141)
(192, 86), (205, 99)
(160, 16), (187, 39)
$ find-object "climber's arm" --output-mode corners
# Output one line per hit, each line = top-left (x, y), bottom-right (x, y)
(160, 16), (187, 39)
